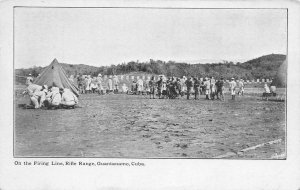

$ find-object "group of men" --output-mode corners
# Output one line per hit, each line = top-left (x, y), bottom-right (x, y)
(23, 77), (78, 109)
(75, 74), (129, 95)
(71, 73), (246, 101)
(143, 75), (245, 100)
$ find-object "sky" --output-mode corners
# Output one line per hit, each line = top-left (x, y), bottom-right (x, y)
(14, 8), (287, 68)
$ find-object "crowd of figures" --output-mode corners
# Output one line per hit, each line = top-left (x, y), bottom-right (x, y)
(21, 73), (278, 109)
(71, 74), (247, 101)
(73, 74), (125, 95)
(21, 76), (78, 109)
(145, 76), (244, 100)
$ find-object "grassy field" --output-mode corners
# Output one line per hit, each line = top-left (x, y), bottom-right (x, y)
(14, 85), (286, 159)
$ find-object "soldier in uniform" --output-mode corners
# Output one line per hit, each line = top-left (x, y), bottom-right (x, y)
(149, 76), (156, 99)
(204, 77), (211, 100)
(156, 76), (163, 99)
(176, 78), (182, 97)
(194, 77), (200, 100)
(229, 78), (237, 100)
(216, 78), (225, 101)
(185, 77), (193, 100)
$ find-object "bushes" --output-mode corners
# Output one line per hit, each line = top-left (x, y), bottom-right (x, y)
(15, 54), (286, 80)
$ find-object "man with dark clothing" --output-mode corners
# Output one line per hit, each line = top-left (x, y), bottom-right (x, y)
(216, 78), (225, 101)
(157, 76), (163, 99)
(77, 75), (85, 94)
(176, 78), (182, 97)
(194, 77), (200, 100)
(200, 81), (205, 95)
(185, 77), (193, 100)
(149, 76), (156, 99)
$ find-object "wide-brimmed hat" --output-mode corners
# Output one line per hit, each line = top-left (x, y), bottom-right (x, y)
(98, 74), (102, 77)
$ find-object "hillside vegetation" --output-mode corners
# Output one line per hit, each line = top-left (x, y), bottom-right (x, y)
(15, 54), (286, 81)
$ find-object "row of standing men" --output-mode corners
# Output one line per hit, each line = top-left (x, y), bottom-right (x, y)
(71, 74), (244, 100)
(145, 76), (243, 100)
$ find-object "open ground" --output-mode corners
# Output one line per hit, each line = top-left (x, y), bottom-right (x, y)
(14, 86), (286, 159)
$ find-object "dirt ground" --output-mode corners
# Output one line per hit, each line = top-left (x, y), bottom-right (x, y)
(14, 89), (286, 159)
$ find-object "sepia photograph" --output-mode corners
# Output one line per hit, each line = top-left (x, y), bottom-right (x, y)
(14, 7), (287, 159)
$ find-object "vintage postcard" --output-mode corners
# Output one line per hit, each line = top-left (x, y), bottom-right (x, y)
(1, 0), (300, 189)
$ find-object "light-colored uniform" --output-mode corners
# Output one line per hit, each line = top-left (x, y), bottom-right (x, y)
(237, 80), (244, 94)
(85, 77), (92, 91)
(25, 84), (42, 108)
(270, 86), (276, 93)
(204, 80), (211, 95)
(90, 78), (98, 90)
(113, 76), (119, 91)
(181, 78), (187, 92)
(137, 79), (144, 92)
(26, 84), (42, 95)
(31, 89), (47, 108)
(122, 84), (128, 93)
(107, 78), (113, 91)
(46, 88), (61, 106)
(26, 76), (34, 85)
(61, 89), (78, 106)
(97, 76), (103, 90)
(210, 78), (216, 94)
(229, 81), (237, 95)
(264, 84), (270, 93)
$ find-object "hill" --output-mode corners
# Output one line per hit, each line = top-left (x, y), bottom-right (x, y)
(15, 54), (286, 82)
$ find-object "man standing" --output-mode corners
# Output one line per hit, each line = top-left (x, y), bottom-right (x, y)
(113, 75), (119, 93)
(194, 77), (200, 100)
(204, 77), (211, 100)
(210, 76), (216, 100)
(26, 74), (33, 85)
(176, 78), (183, 97)
(137, 78), (144, 95)
(149, 76), (156, 99)
(229, 78), (237, 100)
(216, 78), (225, 101)
(185, 77), (193, 100)
(97, 74), (104, 95)
(77, 75), (85, 94)
(84, 76), (91, 94)
(157, 76), (163, 99)
(237, 79), (244, 96)
(107, 76), (113, 94)
(181, 76), (187, 95)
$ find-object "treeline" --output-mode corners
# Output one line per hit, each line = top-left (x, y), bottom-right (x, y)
(15, 54), (286, 80)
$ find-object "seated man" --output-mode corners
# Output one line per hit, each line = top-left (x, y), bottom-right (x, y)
(121, 83), (128, 94)
(262, 83), (272, 100)
(22, 79), (42, 109)
(31, 85), (48, 109)
(44, 86), (62, 109)
(60, 88), (78, 109)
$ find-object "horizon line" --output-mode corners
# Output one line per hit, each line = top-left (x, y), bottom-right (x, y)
(15, 53), (287, 70)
